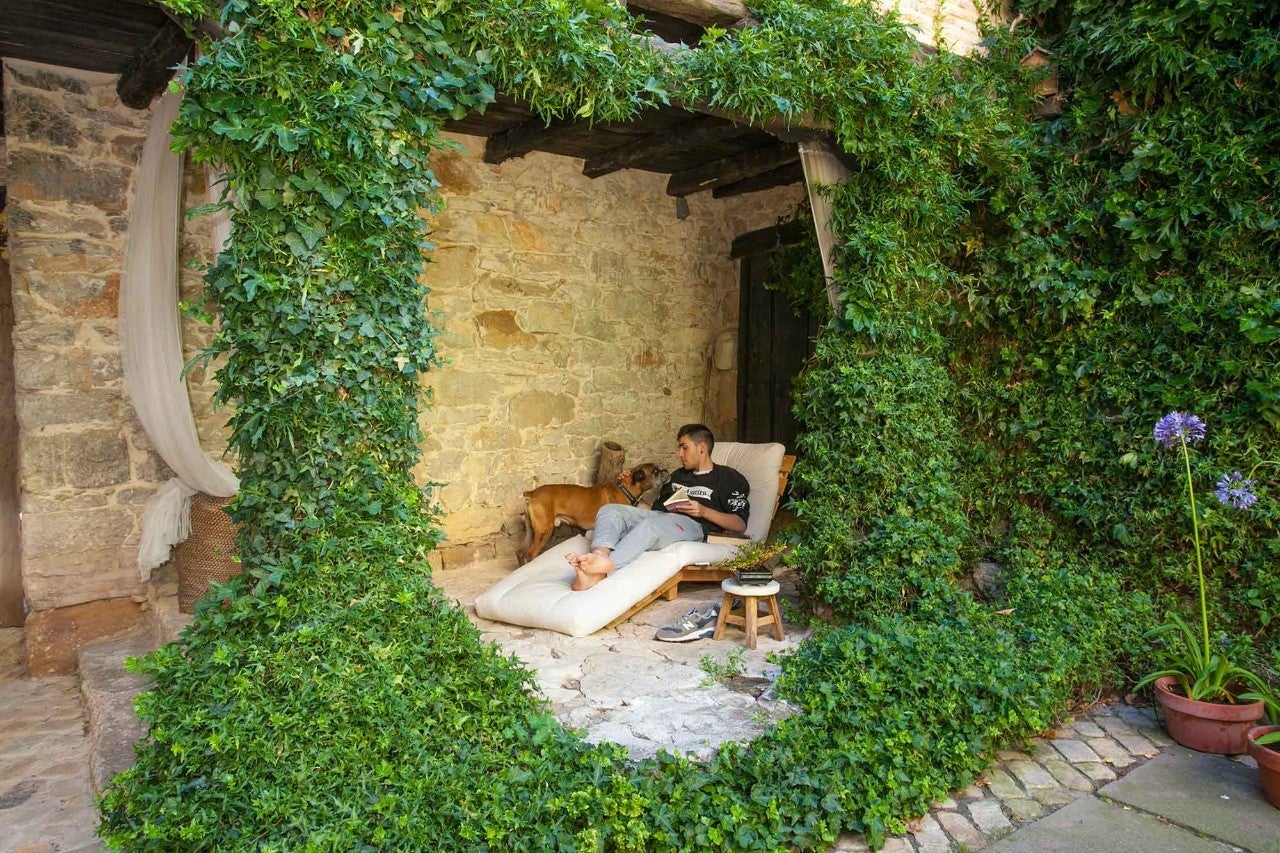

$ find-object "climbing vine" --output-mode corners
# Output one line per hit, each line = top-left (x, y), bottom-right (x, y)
(98, 0), (1277, 850)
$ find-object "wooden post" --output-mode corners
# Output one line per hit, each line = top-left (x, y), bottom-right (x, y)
(594, 441), (626, 485)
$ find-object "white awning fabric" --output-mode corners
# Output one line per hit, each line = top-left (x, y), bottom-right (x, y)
(120, 91), (238, 578)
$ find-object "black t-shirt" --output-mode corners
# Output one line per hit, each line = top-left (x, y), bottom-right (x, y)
(653, 464), (751, 538)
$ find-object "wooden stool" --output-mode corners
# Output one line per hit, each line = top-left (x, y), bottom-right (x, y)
(713, 579), (784, 650)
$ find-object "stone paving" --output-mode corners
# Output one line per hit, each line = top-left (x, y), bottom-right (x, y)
(0, 677), (102, 853)
(442, 561), (812, 760)
(832, 705), (1181, 852)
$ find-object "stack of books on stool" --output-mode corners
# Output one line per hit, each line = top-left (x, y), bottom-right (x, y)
(733, 567), (774, 586)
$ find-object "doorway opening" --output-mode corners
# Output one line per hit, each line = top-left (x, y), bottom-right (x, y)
(1, 184), (23, 630)
(733, 222), (820, 452)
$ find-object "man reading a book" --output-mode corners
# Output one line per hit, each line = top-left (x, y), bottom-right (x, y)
(566, 424), (750, 591)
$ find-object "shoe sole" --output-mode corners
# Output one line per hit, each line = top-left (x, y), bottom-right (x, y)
(654, 627), (715, 643)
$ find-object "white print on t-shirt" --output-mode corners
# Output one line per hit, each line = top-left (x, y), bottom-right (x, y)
(681, 485), (748, 515)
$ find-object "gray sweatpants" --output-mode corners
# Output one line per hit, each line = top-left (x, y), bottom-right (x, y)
(589, 504), (703, 569)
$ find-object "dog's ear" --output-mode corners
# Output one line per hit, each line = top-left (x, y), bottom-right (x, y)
(632, 467), (648, 483)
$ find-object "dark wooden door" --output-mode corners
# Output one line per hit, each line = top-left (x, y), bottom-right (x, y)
(736, 252), (820, 450)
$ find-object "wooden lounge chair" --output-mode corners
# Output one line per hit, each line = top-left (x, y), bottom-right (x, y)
(604, 453), (794, 629)
(474, 443), (793, 637)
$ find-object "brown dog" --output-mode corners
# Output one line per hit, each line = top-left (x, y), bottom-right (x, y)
(520, 463), (666, 563)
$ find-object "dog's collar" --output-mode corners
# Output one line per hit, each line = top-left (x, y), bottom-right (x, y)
(615, 477), (643, 506)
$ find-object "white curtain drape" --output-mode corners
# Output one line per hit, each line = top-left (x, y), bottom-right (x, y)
(797, 139), (851, 313)
(120, 91), (238, 578)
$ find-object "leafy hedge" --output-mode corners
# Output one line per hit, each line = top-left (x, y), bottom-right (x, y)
(787, 329), (971, 617)
(948, 0), (1280, 649)
(99, 0), (1270, 849)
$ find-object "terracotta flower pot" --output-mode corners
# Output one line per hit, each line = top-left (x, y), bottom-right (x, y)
(1154, 675), (1265, 755)
(1246, 725), (1280, 808)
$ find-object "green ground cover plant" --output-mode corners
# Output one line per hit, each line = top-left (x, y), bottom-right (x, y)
(100, 0), (1276, 849)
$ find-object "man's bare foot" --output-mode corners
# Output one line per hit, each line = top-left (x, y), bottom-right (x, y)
(565, 552), (583, 569)
(571, 566), (600, 591)
(578, 552), (615, 576)
(570, 552), (616, 591)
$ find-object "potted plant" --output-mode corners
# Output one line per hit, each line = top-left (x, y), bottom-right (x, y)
(1134, 412), (1266, 754)
(1240, 684), (1280, 807)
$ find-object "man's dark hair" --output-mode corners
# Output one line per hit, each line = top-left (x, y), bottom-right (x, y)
(677, 423), (715, 452)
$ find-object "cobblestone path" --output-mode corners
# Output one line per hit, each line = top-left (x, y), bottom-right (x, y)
(838, 704), (1189, 852)
(0, 677), (102, 853)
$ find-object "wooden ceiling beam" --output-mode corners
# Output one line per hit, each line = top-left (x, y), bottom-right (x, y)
(629, 0), (756, 29)
(712, 160), (804, 198)
(625, 5), (706, 44)
(582, 115), (748, 178)
(117, 17), (193, 109)
(666, 141), (798, 196)
(483, 115), (581, 164)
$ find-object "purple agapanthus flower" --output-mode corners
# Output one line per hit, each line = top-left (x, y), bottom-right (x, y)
(1214, 471), (1258, 509)
(1153, 411), (1207, 448)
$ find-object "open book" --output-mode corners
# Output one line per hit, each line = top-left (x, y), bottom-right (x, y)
(663, 486), (694, 508)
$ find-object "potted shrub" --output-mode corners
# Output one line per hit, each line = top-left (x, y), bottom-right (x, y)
(1134, 412), (1266, 754)
(1243, 689), (1280, 808)
(1246, 725), (1280, 807)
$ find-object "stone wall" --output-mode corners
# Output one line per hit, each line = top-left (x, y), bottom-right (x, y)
(418, 134), (804, 570)
(884, 0), (989, 55)
(5, 59), (161, 617)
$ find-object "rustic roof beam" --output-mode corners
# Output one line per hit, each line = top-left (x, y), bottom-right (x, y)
(582, 115), (749, 178)
(712, 160), (804, 198)
(629, 0), (756, 29)
(625, 5), (707, 43)
(483, 116), (580, 164)
(116, 17), (195, 109)
(666, 141), (798, 197)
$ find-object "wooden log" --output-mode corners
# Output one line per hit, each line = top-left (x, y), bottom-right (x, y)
(712, 160), (804, 198)
(582, 114), (749, 177)
(626, 4), (707, 43)
(484, 116), (579, 164)
(594, 441), (626, 486)
(666, 141), (798, 197)
(629, 0), (756, 28)
(117, 18), (193, 109)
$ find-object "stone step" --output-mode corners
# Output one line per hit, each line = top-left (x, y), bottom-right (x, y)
(1, 624), (25, 679)
(143, 591), (192, 647)
(77, 630), (154, 793)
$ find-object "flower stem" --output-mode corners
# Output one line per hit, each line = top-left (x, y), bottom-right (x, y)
(1181, 435), (1210, 662)
(1248, 460), (1280, 479)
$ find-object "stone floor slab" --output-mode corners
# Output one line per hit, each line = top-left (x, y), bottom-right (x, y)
(985, 797), (1236, 853)
(0, 677), (102, 853)
(967, 798), (1012, 834)
(1101, 745), (1280, 853)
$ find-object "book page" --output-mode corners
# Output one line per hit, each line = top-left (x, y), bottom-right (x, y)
(663, 486), (693, 507)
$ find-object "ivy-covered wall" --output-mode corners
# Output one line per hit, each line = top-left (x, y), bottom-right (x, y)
(418, 134), (803, 570)
(1, 52), (803, 656)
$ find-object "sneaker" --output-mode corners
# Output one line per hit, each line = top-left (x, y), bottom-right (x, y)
(654, 604), (720, 642)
